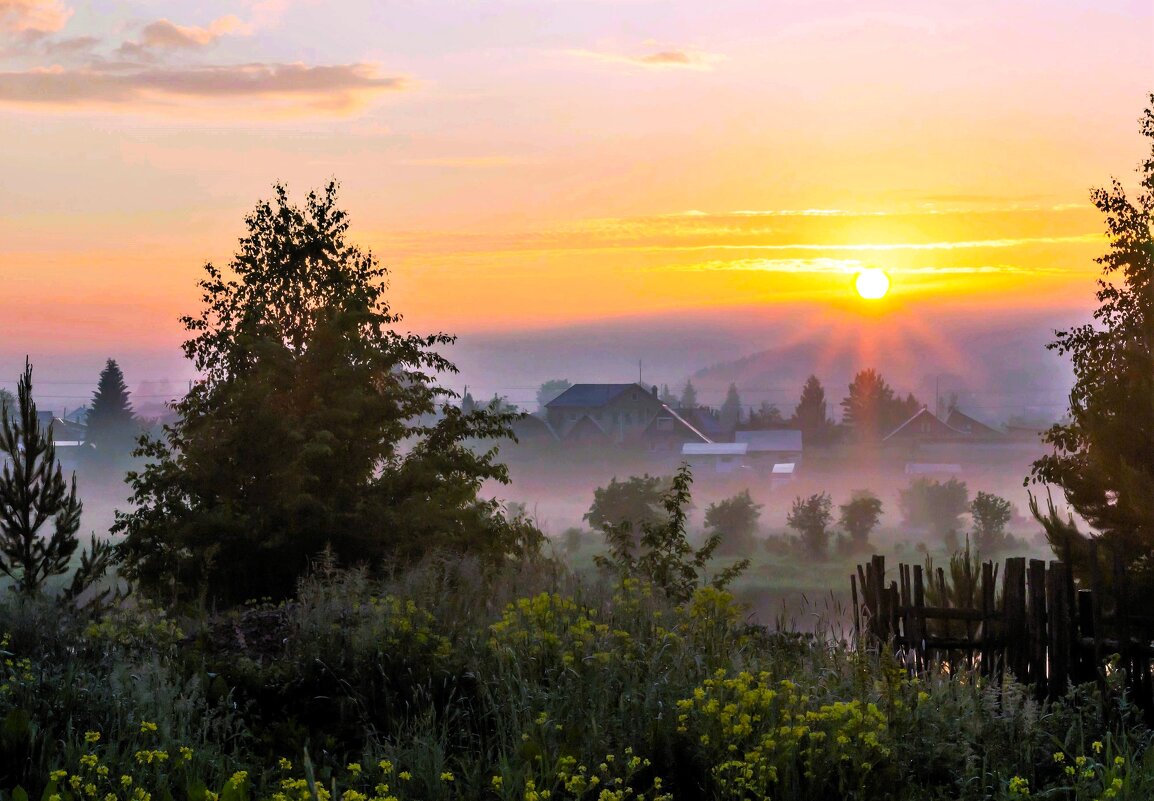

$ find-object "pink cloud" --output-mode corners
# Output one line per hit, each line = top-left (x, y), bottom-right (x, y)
(0, 62), (411, 115)
(566, 47), (723, 71)
(0, 0), (71, 35)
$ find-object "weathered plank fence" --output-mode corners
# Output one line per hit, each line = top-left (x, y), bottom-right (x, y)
(851, 543), (1154, 714)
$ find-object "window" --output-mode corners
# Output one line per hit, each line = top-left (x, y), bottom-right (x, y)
(569, 413), (578, 422)
(624, 412), (632, 424)
(657, 417), (673, 431)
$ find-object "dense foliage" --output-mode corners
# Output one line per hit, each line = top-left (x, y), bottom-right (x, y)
(839, 491), (884, 552)
(704, 489), (762, 555)
(899, 478), (970, 540)
(1031, 95), (1154, 585)
(787, 492), (833, 559)
(113, 184), (537, 603)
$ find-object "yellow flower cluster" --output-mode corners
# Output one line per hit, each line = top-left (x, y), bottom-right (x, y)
(1049, 739), (1130, 800)
(489, 592), (633, 669)
(0, 632), (37, 698)
(677, 670), (891, 797)
(356, 595), (452, 660)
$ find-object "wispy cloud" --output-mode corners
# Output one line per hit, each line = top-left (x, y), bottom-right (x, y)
(566, 47), (723, 71)
(396, 155), (538, 168)
(667, 259), (1080, 276)
(670, 257), (865, 274)
(0, 62), (410, 114)
(116, 16), (250, 59)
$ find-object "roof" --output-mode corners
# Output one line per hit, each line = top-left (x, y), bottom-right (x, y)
(678, 407), (729, 438)
(946, 408), (1003, 437)
(658, 405), (712, 443)
(735, 430), (803, 452)
(681, 443), (748, 457)
(884, 407), (965, 441)
(510, 414), (558, 441)
(904, 463), (964, 475)
(546, 383), (655, 409)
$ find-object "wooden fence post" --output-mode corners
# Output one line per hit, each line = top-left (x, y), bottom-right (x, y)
(1047, 561), (1071, 698)
(1003, 558), (1027, 682)
(1027, 559), (1048, 695)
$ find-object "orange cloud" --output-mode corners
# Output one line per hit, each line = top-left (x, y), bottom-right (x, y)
(0, 62), (410, 115)
(0, 0), (71, 35)
(567, 47), (722, 71)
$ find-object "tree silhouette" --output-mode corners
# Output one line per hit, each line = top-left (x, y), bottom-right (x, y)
(84, 359), (137, 462)
(839, 491), (883, 551)
(793, 375), (833, 444)
(719, 383), (742, 430)
(680, 380), (698, 409)
(841, 369), (919, 439)
(1031, 95), (1154, 583)
(536, 379), (571, 413)
(787, 492), (833, 559)
(114, 183), (534, 603)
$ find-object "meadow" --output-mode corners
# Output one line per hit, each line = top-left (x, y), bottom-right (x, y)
(2, 542), (1152, 801)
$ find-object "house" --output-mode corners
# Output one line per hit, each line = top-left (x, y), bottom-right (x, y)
(545, 383), (667, 444)
(675, 406), (730, 442)
(883, 407), (965, 443)
(681, 442), (747, 474)
(770, 461), (798, 489)
(509, 414), (559, 447)
(734, 430), (803, 469)
(946, 408), (1003, 439)
(641, 405), (711, 454)
(563, 415), (613, 446)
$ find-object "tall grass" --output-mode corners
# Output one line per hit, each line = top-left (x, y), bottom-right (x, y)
(2, 557), (1153, 800)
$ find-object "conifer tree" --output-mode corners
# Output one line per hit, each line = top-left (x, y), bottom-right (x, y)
(0, 360), (113, 599)
(85, 359), (137, 461)
(719, 383), (742, 430)
(793, 375), (832, 443)
(679, 380), (698, 409)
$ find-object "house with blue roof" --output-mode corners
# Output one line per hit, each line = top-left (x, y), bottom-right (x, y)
(545, 383), (668, 444)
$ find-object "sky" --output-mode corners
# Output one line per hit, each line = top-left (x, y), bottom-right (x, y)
(0, 0), (1151, 409)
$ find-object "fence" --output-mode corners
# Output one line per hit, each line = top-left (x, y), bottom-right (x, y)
(851, 543), (1154, 714)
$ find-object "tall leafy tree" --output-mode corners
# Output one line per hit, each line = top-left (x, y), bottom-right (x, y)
(719, 383), (742, 431)
(679, 380), (698, 409)
(793, 375), (833, 444)
(0, 389), (13, 418)
(114, 183), (537, 603)
(536, 379), (571, 413)
(84, 359), (137, 461)
(0, 360), (113, 599)
(1031, 96), (1154, 581)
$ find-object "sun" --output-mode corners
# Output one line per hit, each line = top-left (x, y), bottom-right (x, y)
(854, 268), (891, 300)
